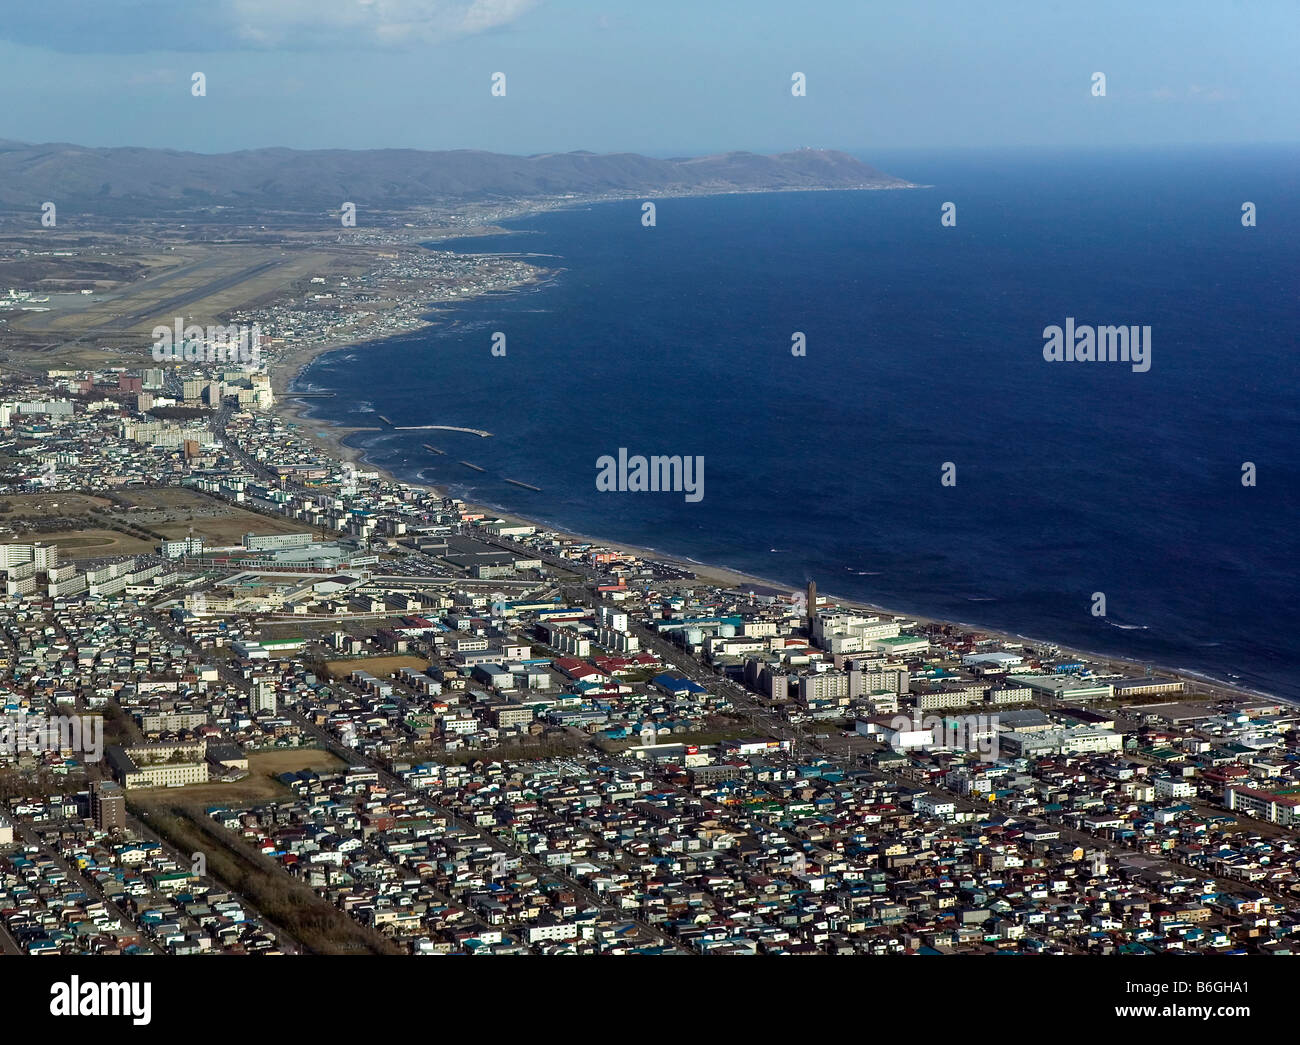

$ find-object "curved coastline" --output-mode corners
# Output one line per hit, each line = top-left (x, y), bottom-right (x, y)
(274, 194), (1281, 707)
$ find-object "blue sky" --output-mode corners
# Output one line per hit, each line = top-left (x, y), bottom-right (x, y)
(0, 0), (1295, 155)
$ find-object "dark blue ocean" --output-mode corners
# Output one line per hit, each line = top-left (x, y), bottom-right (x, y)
(292, 146), (1300, 699)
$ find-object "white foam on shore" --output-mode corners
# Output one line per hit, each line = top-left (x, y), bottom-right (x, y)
(277, 198), (1280, 706)
(1173, 666), (1280, 702)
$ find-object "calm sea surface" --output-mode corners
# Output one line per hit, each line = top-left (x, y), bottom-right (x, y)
(293, 146), (1300, 698)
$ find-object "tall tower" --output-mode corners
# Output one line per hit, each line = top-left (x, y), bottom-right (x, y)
(806, 580), (817, 630)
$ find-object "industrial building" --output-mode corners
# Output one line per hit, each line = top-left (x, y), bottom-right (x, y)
(1013, 675), (1114, 703)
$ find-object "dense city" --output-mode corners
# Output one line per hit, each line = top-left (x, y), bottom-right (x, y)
(2, 340), (1299, 958)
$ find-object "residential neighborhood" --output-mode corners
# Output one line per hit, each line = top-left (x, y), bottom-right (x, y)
(4, 363), (1300, 956)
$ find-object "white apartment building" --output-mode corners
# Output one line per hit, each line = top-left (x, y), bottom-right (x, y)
(812, 612), (901, 653)
(597, 606), (628, 632)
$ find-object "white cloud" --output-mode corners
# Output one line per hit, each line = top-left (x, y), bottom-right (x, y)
(227, 0), (540, 49)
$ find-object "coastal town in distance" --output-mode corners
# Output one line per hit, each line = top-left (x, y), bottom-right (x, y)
(1, 0), (1297, 1027)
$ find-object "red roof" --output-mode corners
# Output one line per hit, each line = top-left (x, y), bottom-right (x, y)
(554, 658), (606, 679)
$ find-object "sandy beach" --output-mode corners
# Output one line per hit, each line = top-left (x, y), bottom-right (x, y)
(259, 208), (1274, 709)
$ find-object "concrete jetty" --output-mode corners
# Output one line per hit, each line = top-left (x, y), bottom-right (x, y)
(395, 424), (492, 437)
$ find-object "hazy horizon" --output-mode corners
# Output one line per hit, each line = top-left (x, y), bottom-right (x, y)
(0, 0), (1295, 155)
(4, 140), (1300, 161)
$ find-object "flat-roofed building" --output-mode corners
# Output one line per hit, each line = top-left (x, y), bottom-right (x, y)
(913, 679), (985, 711)
(857, 713), (935, 751)
(1224, 783), (1300, 827)
(985, 683), (1033, 705)
(1126, 702), (1214, 726)
(798, 669), (862, 704)
(871, 634), (930, 657)
(1014, 675), (1114, 703)
(106, 742), (210, 789)
(999, 725), (1123, 758)
(491, 703), (536, 728)
(137, 710), (209, 734)
(995, 709), (1058, 733)
(1056, 706), (1117, 730)
(962, 651), (1024, 669)
(1113, 676), (1186, 698)
(812, 613), (901, 653)
(90, 780), (127, 831)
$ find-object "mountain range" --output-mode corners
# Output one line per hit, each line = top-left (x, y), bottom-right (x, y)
(0, 140), (909, 216)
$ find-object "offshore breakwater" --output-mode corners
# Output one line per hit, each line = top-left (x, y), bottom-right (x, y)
(291, 146), (1300, 699)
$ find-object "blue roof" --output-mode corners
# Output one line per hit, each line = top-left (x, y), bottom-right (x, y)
(652, 673), (706, 693)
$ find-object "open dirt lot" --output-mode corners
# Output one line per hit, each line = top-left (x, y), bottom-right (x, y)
(0, 492), (114, 515)
(115, 487), (321, 544)
(11, 529), (155, 558)
(324, 655), (431, 678)
(127, 748), (348, 809)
